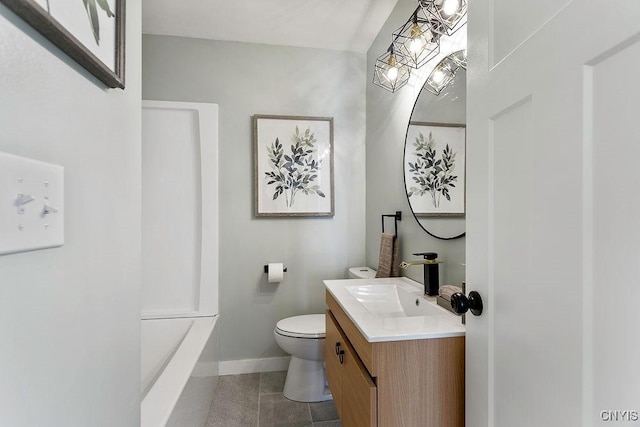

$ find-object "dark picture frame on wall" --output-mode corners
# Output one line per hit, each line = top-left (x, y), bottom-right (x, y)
(0, 0), (125, 88)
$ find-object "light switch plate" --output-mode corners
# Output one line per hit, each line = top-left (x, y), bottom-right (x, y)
(0, 152), (64, 255)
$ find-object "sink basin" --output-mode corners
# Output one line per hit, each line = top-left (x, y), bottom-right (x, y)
(324, 277), (464, 342)
(346, 283), (448, 317)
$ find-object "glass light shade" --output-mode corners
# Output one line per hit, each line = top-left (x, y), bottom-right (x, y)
(373, 49), (411, 92)
(424, 56), (459, 95)
(420, 0), (468, 36)
(450, 49), (467, 69)
(392, 8), (440, 69)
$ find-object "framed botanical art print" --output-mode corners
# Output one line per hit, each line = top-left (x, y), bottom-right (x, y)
(1, 0), (125, 88)
(254, 115), (334, 217)
(404, 122), (466, 216)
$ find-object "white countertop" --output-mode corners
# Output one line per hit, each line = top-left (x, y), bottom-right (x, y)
(324, 277), (465, 342)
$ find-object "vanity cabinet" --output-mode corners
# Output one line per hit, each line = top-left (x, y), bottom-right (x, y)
(326, 291), (465, 427)
(327, 310), (377, 426)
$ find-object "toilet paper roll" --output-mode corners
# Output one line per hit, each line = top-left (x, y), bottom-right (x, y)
(267, 263), (285, 283)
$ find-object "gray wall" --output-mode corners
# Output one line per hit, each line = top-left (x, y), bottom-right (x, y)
(142, 35), (367, 361)
(365, 0), (466, 287)
(0, 3), (141, 427)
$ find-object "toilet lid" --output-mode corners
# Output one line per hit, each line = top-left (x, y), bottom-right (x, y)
(275, 314), (325, 339)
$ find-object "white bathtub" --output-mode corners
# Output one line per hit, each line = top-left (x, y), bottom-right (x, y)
(141, 315), (219, 427)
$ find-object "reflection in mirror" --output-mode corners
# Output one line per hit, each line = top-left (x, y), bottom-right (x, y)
(403, 68), (466, 240)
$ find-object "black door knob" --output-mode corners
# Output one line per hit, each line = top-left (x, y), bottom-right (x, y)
(450, 291), (483, 316)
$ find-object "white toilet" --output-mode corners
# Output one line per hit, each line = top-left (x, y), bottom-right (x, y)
(274, 314), (329, 402)
(347, 266), (377, 279)
(274, 267), (376, 403)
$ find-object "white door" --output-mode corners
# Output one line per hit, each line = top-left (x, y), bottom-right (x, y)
(466, 1), (640, 426)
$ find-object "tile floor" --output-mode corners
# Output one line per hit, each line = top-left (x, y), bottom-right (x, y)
(205, 371), (341, 427)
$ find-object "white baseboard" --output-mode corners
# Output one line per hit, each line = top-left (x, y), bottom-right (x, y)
(219, 356), (291, 375)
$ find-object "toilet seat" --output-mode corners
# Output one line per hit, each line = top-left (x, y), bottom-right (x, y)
(275, 314), (325, 339)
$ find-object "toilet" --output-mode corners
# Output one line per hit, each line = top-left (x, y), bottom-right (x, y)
(347, 266), (377, 279)
(274, 314), (329, 402)
(274, 266), (376, 402)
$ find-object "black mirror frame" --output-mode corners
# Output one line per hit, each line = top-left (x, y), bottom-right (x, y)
(402, 83), (466, 241)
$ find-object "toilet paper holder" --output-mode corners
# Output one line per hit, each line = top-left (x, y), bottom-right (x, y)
(264, 265), (288, 273)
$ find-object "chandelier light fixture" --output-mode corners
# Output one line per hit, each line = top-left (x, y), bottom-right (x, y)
(424, 49), (466, 95)
(392, 6), (441, 69)
(449, 48), (467, 68)
(373, 46), (412, 93)
(419, 0), (468, 36)
(372, 0), (468, 94)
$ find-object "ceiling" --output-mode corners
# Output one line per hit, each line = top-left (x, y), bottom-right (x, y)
(142, 0), (399, 53)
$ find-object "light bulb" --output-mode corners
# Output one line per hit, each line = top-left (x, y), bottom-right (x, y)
(441, 0), (460, 17)
(409, 37), (424, 54)
(387, 66), (399, 81)
(408, 23), (424, 54)
(432, 69), (445, 84)
(386, 53), (399, 81)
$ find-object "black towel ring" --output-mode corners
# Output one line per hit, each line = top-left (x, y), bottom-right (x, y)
(381, 211), (402, 236)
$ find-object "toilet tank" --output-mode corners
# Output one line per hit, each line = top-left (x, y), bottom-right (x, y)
(347, 267), (377, 279)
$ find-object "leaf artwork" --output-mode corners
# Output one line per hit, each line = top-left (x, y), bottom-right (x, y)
(264, 126), (325, 208)
(407, 131), (458, 208)
(82, 0), (115, 45)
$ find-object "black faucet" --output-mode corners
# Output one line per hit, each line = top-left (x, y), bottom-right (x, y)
(414, 252), (439, 296)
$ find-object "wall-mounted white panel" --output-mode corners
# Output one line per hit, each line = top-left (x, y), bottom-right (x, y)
(142, 107), (201, 315)
(0, 152), (64, 255)
(141, 101), (219, 318)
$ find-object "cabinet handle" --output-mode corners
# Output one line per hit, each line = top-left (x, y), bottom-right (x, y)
(335, 342), (341, 355)
(338, 350), (345, 364)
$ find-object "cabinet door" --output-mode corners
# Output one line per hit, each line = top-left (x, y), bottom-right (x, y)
(325, 311), (343, 418)
(342, 339), (377, 427)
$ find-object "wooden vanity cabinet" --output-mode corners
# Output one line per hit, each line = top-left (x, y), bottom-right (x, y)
(325, 311), (344, 416)
(326, 310), (377, 426)
(326, 291), (465, 427)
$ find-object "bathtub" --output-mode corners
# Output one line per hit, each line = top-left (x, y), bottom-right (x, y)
(141, 315), (219, 427)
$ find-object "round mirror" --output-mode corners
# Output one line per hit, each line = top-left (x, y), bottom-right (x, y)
(403, 66), (466, 240)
